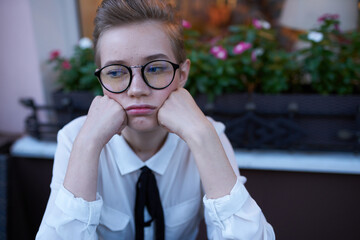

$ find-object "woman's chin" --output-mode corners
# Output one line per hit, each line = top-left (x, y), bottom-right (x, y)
(127, 117), (160, 133)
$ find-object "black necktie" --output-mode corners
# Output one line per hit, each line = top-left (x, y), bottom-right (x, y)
(135, 166), (164, 240)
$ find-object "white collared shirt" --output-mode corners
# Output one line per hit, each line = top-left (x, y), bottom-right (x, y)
(36, 116), (275, 240)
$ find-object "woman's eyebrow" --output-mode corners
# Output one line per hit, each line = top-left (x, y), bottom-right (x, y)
(143, 53), (170, 61)
(103, 60), (125, 66)
(103, 54), (171, 67)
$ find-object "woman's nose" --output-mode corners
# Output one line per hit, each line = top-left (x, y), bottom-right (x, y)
(127, 69), (151, 97)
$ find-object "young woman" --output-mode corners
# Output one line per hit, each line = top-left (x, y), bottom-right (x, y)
(37, 0), (275, 239)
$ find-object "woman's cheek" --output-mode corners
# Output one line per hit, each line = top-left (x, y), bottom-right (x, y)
(102, 90), (124, 106)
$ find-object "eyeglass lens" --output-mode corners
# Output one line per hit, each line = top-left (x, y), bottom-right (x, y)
(99, 60), (175, 93)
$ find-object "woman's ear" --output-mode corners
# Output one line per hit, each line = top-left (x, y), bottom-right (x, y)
(178, 59), (191, 88)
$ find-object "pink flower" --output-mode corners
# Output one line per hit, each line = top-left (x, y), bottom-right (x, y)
(252, 19), (262, 29)
(334, 23), (340, 32)
(318, 13), (339, 22)
(252, 19), (271, 29)
(318, 14), (340, 31)
(62, 60), (71, 70)
(215, 50), (227, 60)
(209, 36), (221, 46)
(210, 46), (228, 60)
(182, 19), (192, 29)
(210, 45), (223, 54)
(50, 50), (60, 60)
(251, 51), (257, 62)
(233, 42), (252, 55)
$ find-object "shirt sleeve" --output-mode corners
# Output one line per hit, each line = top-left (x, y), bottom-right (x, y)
(203, 178), (275, 239)
(204, 118), (275, 239)
(36, 118), (103, 240)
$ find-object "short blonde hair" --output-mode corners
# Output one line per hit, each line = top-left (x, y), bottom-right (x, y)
(93, 0), (186, 67)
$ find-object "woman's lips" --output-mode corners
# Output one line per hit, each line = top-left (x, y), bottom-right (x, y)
(125, 104), (156, 115)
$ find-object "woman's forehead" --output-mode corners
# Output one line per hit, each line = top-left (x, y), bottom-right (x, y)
(98, 22), (176, 65)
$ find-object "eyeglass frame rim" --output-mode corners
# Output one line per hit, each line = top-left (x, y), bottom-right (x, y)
(94, 59), (180, 94)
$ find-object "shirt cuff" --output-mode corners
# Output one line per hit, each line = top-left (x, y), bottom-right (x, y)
(203, 178), (249, 227)
(55, 185), (103, 226)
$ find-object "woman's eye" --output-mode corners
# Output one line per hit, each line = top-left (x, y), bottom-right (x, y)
(146, 65), (167, 74)
(106, 69), (127, 78)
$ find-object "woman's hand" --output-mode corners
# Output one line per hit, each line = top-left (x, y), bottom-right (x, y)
(157, 88), (211, 142)
(64, 95), (127, 201)
(80, 95), (127, 148)
(158, 88), (237, 199)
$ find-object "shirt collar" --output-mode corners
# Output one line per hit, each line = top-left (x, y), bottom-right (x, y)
(112, 133), (179, 176)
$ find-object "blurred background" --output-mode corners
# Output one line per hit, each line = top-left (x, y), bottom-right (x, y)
(1, 0), (360, 137)
(1, 0), (360, 239)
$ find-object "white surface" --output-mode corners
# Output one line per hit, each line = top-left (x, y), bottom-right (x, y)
(10, 135), (57, 159)
(236, 149), (360, 174)
(10, 136), (360, 174)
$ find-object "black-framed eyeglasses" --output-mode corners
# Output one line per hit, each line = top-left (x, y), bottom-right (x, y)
(94, 60), (180, 93)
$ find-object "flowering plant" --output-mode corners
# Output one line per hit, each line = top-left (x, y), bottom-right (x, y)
(48, 37), (102, 95)
(298, 14), (360, 94)
(184, 15), (359, 101)
(224, 19), (299, 94)
(184, 25), (241, 100)
(185, 19), (299, 101)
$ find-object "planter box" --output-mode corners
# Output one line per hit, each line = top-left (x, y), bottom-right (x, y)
(196, 93), (360, 152)
(52, 90), (95, 127)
